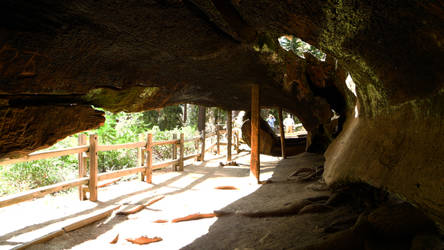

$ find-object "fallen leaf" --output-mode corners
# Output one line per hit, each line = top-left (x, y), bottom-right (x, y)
(215, 186), (238, 190)
(126, 236), (162, 245)
(110, 234), (119, 244)
(153, 219), (168, 223)
(117, 205), (145, 215)
(117, 196), (165, 215)
(172, 213), (216, 223)
(144, 196), (164, 207)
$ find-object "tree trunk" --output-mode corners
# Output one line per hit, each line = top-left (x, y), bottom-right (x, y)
(183, 104), (187, 125)
(198, 106), (206, 132)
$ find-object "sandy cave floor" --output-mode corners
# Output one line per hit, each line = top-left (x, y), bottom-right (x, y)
(0, 151), (363, 249)
(0, 151), (274, 249)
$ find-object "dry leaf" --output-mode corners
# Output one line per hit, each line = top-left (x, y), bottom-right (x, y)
(215, 186), (238, 190)
(110, 234), (119, 244)
(117, 196), (165, 215)
(153, 219), (168, 223)
(117, 205), (145, 215)
(126, 236), (162, 245)
(144, 196), (164, 207)
(172, 213), (216, 223)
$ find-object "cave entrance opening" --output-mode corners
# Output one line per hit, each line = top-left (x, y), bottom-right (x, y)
(260, 108), (306, 138)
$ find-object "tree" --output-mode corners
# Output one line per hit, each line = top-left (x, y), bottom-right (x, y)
(141, 105), (183, 130)
(183, 104), (187, 125)
(197, 106), (206, 132)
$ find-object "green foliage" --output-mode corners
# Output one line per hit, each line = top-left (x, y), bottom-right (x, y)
(0, 133), (79, 196)
(0, 156), (77, 196)
(279, 36), (326, 61)
(187, 105), (199, 129)
(0, 105), (199, 197)
(94, 111), (146, 144)
(141, 105), (183, 131)
(97, 150), (137, 173)
(91, 109), (196, 172)
(185, 105), (228, 130)
(148, 126), (199, 160)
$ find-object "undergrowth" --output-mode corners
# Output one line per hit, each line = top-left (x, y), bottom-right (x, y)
(0, 111), (199, 197)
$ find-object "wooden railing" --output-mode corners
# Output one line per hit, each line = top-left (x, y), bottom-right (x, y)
(0, 130), (226, 208)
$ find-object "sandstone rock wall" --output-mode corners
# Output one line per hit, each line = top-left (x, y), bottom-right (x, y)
(325, 91), (444, 229)
(0, 105), (104, 159)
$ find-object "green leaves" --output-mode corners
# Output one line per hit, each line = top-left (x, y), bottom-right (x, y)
(278, 36), (326, 61)
(0, 107), (199, 196)
(0, 157), (77, 196)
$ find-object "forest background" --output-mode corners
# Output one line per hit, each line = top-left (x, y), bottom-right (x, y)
(0, 105), (297, 196)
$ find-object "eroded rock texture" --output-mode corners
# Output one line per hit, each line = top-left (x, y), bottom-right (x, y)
(0, 0), (442, 230)
(0, 0), (347, 157)
(0, 105), (104, 158)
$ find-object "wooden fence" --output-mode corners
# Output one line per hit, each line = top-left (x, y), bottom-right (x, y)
(0, 129), (238, 208)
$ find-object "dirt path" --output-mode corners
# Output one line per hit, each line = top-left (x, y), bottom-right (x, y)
(1, 151), (280, 249)
(3, 151), (436, 249)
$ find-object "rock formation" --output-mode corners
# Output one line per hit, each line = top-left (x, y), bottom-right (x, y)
(0, 0), (442, 231)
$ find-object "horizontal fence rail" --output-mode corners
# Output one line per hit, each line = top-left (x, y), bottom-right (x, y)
(0, 145), (89, 166)
(183, 136), (201, 143)
(152, 139), (180, 146)
(0, 177), (89, 208)
(97, 166), (147, 182)
(96, 141), (146, 152)
(0, 128), (236, 208)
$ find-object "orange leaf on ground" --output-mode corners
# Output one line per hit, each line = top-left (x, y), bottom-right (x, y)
(153, 219), (168, 223)
(144, 196), (164, 207)
(117, 205), (145, 215)
(117, 196), (165, 215)
(172, 213), (216, 223)
(126, 236), (162, 245)
(215, 186), (238, 190)
(110, 234), (119, 244)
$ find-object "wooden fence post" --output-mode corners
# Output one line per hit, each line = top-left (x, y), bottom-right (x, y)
(138, 133), (146, 181)
(216, 127), (220, 155)
(145, 133), (153, 184)
(172, 134), (178, 171)
(78, 134), (87, 200)
(250, 84), (260, 182)
(278, 107), (286, 159)
(200, 130), (206, 161)
(179, 133), (184, 171)
(89, 134), (99, 201)
(227, 110), (232, 162)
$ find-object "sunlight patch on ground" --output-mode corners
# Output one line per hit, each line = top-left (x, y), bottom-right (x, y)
(0, 152), (280, 249)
